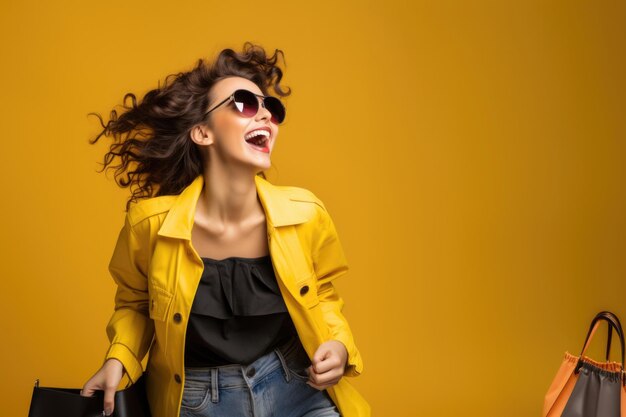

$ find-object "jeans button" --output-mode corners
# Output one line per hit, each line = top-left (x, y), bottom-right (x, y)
(246, 367), (256, 378)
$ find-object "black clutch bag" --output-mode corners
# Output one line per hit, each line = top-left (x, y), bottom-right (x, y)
(27, 373), (151, 417)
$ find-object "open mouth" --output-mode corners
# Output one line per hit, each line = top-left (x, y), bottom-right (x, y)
(245, 135), (268, 148)
(244, 132), (270, 153)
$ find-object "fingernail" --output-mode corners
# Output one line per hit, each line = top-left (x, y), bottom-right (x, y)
(103, 409), (112, 416)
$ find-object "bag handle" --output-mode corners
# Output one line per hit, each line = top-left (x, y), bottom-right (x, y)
(580, 311), (621, 360)
(575, 311), (625, 385)
(600, 311), (620, 362)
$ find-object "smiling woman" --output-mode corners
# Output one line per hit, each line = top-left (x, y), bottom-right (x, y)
(81, 42), (370, 417)
(87, 42), (291, 211)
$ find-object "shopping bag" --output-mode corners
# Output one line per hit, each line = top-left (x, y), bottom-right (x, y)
(27, 372), (151, 417)
(543, 311), (626, 417)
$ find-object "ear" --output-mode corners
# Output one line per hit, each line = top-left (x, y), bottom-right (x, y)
(190, 124), (214, 146)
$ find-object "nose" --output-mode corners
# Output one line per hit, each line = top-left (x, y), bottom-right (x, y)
(256, 100), (273, 122)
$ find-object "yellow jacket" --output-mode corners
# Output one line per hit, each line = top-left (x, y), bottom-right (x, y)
(103, 173), (370, 417)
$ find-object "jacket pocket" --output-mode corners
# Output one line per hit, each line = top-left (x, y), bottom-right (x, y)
(295, 271), (320, 309)
(149, 284), (174, 321)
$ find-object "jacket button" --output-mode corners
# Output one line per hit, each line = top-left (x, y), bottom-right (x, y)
(300, 285), (309, 296)
(174, 374), (182, 384)
(173, 313), (182, 323)
(246, 367), (256, 378)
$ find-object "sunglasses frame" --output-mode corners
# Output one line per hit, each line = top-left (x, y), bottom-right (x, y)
(202, 89), (286, 124)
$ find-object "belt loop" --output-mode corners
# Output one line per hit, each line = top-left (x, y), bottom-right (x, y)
(210, 368), (219, 403)
(275, 348), (291, 382)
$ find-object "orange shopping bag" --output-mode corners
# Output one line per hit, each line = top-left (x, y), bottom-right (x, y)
(543, 311), (626, 417)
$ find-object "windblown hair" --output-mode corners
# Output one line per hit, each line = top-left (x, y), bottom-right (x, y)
(88, 41), (291, 211)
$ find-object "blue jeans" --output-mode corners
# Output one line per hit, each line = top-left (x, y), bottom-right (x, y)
(179, 338), (341, 417)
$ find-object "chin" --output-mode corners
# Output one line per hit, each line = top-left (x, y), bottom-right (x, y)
(255, 162), (272, 171)
(246, 158), (271, 172)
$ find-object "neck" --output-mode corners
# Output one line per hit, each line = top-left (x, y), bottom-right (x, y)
(198, 166), (262, 227)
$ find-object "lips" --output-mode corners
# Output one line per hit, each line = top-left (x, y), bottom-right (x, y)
(245, 139), (270, 153)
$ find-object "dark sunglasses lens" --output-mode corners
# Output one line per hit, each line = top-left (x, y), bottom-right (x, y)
(264, 97), (286, 124)
(233, 90), (259, 117)
(232, 89), (286, 124)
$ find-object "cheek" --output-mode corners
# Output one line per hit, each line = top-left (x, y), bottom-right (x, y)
(213, 116), (248, 147)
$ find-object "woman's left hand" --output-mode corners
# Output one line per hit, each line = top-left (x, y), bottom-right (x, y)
(306, 340), (348, 390)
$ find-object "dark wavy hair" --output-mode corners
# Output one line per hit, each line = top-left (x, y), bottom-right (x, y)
(88, 41), (291, 211)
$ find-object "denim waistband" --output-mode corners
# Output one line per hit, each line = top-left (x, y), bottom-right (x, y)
(183, 337), (311, 404)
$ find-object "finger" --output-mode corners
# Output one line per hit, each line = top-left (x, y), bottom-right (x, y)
(307, 361), (342, 382)
(307, 376), (341, 390)
(308, 362), (341, 383)
(307, 365), (322, 381)
(103, 385), (116, 416)
(312, 346), (331, 365)
(311, 350), (341, 374)
(307, 380), (327, 390)
(308, 367), (343, 385)
(80, 382), (97, 397)
(312, 355), (340, 374)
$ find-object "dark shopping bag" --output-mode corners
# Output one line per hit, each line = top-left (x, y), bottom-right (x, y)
(27, 373), (151, 417)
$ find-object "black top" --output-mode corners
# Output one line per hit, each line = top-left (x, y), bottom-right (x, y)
(184, 254), (298, 367)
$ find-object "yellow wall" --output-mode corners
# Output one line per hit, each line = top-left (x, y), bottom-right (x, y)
(1, 1), (625, 416)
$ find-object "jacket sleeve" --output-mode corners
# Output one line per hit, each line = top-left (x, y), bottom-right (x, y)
(312, 204), (364, 377)
(103, 212), (154, 383)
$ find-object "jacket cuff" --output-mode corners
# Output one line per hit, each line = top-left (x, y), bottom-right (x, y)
(104, 342), (143, 383)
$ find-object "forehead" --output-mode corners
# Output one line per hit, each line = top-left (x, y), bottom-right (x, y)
(209, 76), (263, 102)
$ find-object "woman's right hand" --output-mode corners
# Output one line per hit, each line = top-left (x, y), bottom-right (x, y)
(80, 358), (124, 416)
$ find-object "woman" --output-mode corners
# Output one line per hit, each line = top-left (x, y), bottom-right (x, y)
(81, 42), (369, 417)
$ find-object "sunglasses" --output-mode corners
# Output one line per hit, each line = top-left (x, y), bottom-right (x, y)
(203, 89), (286, 125)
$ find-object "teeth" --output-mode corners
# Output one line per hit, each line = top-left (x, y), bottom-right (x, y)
(245, 130), (270, 140)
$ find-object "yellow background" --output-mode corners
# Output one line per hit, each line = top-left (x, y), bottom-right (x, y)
(1, 1), (625, 416)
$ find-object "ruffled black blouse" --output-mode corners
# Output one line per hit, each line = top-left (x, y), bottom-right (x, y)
(184, 254), (298, 367)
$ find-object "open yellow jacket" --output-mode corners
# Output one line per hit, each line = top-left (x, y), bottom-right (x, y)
(103, 173), (370, 417)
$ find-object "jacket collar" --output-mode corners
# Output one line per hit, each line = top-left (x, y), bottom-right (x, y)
(157, 174), (310, 240)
